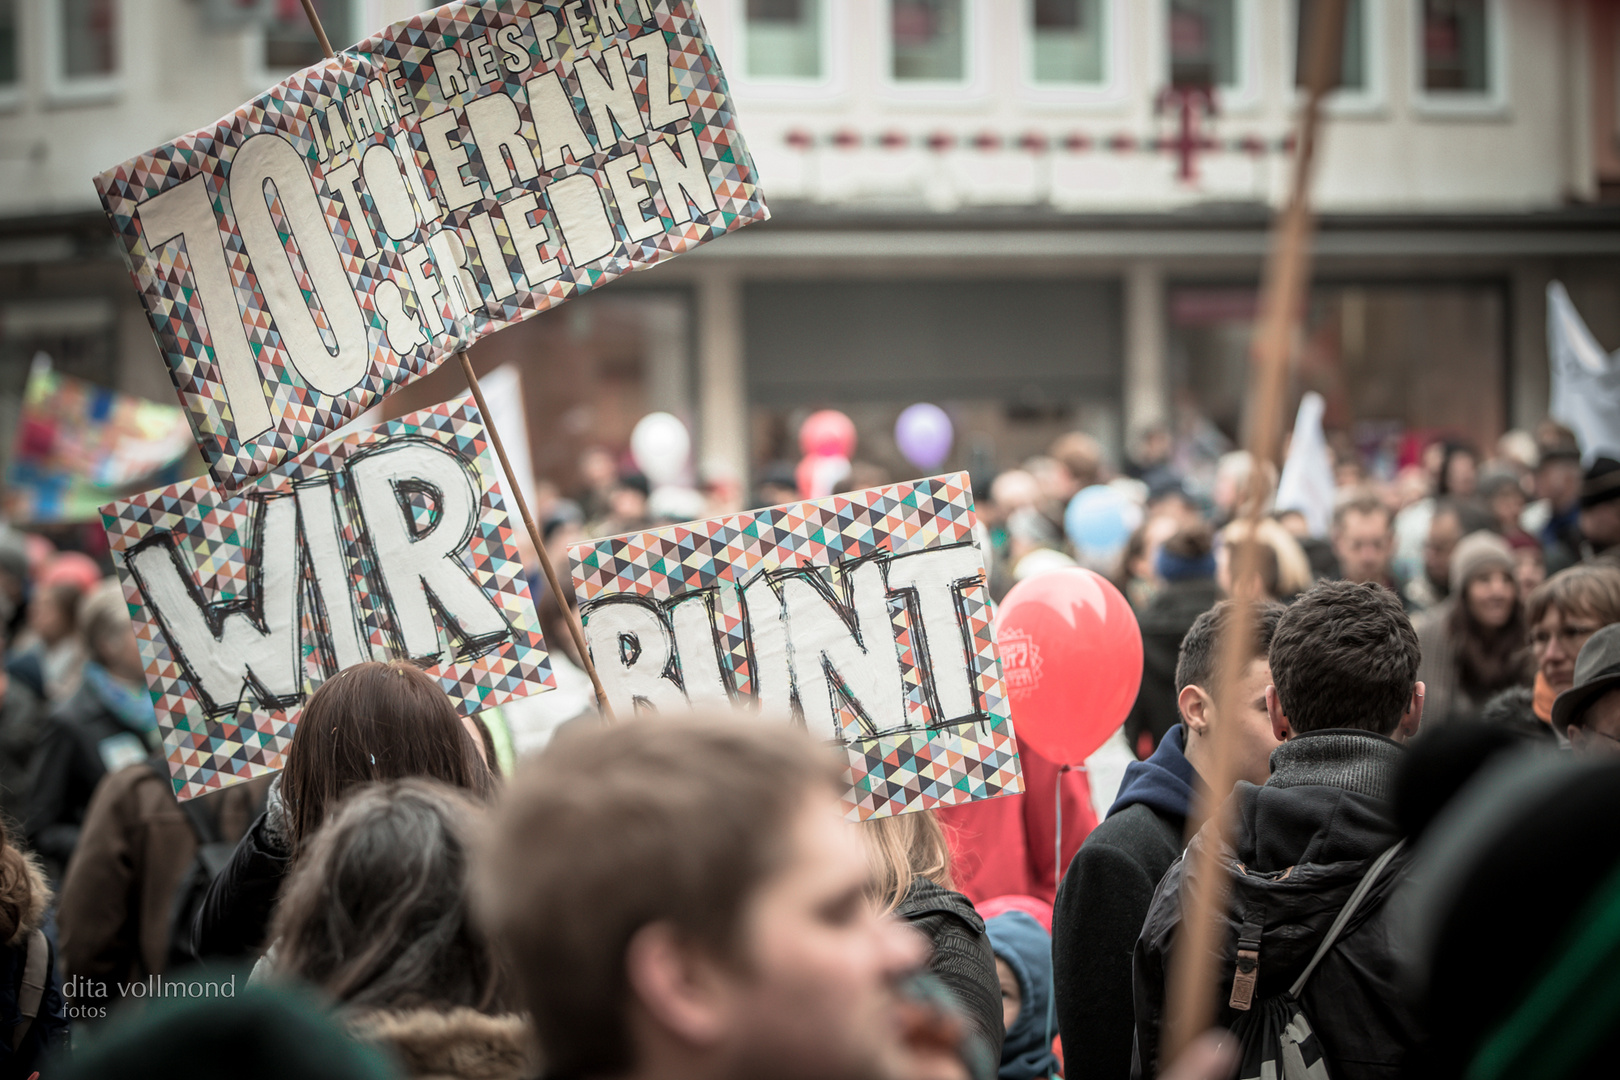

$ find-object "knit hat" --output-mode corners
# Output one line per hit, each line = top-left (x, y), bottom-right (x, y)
(1448, 530), (1514, 594)
(1579, 455), (1620, 509)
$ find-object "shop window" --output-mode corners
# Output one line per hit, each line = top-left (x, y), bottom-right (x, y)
(1295, 0), (1366, 91)
(45, 0), (119, 100)
(265, 0), (358, 70)
(1031, 0), (1106, 84)
(1422, 0), (1491, 93)
(1167, 0), (1238, 89)
(745, 0), (823, 80)
(892, 0), (967, 82)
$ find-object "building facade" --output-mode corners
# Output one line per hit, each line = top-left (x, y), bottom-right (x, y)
(3, 0), (1619, 500)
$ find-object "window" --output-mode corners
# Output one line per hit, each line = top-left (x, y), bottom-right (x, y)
(745, 0), (822, 80)
(265, 0), (357, 70)
(891, 0), (966, 82)
(45, 0), (119, 101)
(0, 0), (18, 96)
(1031, 0), (1105, 84)
(1295, 0), (1366, 91)
(1167, 0), (1237, 89)
(1421, 0), (1489, 93)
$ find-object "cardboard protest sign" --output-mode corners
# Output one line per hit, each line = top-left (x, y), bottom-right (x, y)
(95, 1), (767, 489)
(569, 472), (1023, 820)
(102, 395), (553, 800)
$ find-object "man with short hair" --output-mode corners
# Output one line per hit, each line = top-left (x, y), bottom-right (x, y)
(477, 715), (950, 1080)
(1551, 623), (1620, 753)
(1578, 456), (1620, 563)
(1132, 581), (1425, 1080)
(1332, 494), (1397, 590)
(1053, 600), (1284, 1080)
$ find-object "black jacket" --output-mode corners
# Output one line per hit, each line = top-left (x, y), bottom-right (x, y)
(896, 877), (1004, 1062)
(1132, 730), (1421, 1080)
(24, 678), (156, 879)
(1054, 725), (1199, 1080)
(1124, 580), (1219, 756)
(191, 809), (290, 959)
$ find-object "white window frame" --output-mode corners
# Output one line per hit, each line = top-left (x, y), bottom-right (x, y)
(242, 0), (377, 93)
(880, 0), (992, 104)
(1159, 0), (1261, 115)
(1286, 0), (1386, 116)
(1410, 0), (1507, 117)
(42, 0), (121, 106)
(1020, 0), (1129, 108)
(729, 0), (847, 103)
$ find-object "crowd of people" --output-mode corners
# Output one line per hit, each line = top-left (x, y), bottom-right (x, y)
(0, 415), (1611, 1077)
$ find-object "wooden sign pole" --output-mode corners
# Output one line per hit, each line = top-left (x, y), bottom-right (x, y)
(1159, 0), (1348, 1064)
(299, 3), (616, 720)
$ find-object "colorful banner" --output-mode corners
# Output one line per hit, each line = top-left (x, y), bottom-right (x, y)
(96, 1), (767, 490)
(569, 472), (1023, 820)
(102, 395), (553, 800)
(5, 358), (195, 524)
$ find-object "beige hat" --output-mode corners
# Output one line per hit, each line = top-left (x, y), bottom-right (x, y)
(1449, 530), (1515, 594)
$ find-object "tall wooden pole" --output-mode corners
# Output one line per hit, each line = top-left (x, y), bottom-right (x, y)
(1159, 0), (1347, 1064)
(299, 1), (616, 720)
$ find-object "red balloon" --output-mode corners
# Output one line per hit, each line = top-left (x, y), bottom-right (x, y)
(799, 409), (857, 459)
(996, 567), (1143, 764)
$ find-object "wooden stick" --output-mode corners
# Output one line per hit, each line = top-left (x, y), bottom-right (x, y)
(297, 2), (616, 719)
(300, 0), (336, 59)
(1159, 0), (1347, 1064)
(457, 351), (616, 719)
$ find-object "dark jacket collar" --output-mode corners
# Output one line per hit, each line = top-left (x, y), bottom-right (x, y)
(896, 876), (984, 933)
(1267, 728), (1405, 801)
(1108, 723), (1203, 822)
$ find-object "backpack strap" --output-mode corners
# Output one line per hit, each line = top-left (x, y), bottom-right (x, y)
(11, 928), (47, 1051)
(1287, 839), (1407, 998)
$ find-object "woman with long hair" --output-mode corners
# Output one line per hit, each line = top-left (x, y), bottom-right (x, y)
(1525, 564), (1620, 730)
(0, 815), (67, 1076)
(862, 810), (1003, 1063)
(269, 780), (532, 1079)
(193, 661), (496, 960)
(1415, 531), (1531, 727)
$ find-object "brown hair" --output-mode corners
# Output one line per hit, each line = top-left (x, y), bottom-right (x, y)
(0, 817), (41, 944)
(475, 714), (844, 1079)
(1269, 580), (1421, 736)
(1526, 564), (1620, 628)
(281, 661), (494, 854)
(271, 779), (508, 1013)
(861, 809), (954, 915)
(1333, 491), (1392, 533)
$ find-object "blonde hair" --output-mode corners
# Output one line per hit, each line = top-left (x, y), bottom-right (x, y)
(1221, 517), (1314, 599)
(861, 810), (955, 915)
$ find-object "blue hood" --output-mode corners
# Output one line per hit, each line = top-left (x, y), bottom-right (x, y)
(985, 910), (1057, 1080)
(1107, 723), (1201, 822)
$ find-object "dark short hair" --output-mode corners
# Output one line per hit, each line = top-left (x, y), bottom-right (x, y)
(1268, 580), (1421, 736)
(1175, 599), (1286, 695)
(476, 715), (844, 1078)
(1332, 492), (1391, 533)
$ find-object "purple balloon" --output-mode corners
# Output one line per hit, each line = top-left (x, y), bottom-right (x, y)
(895, 403), (954, 470)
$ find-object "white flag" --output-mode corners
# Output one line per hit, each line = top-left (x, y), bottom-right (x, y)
(1548, 281), (1620, 464)
(1276, 391), (1336, 538)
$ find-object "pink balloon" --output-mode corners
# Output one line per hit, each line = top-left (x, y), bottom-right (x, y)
(996, 568), (1143, 764)
(800, 410), (857, 459)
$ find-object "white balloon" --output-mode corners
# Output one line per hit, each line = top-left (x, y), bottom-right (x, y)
(630, 412), (690, 486)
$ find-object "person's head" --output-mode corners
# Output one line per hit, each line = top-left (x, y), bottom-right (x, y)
(1479, 469), (1527, 534)
(1451, 531), (1519, 632)
(1268, 580), (1423, 740)
(76, 581), (142, 681)
(580, 447), (617, 491)
(1578, 456), (1620, 550)
(1155, 521), (1215, 584)
(281, 662), (495, 855)
(1423, 499), (1495, 595)
(609, 474), (651, 523)
(27, 582), (80, 647)
(271, 779), (511, 1017)
(860, 809), (953, 915)
(476, 714), (926, 1080)
(983, 910), (1057, 1080)
(1552, 624), (1620, 754)
(1438, 442), (1479, 498)
(1217, 518), (1311, 602)
(1527, 565), (1620, 696)
(1048, 432), (1103, 492)
(1175, 600), (1286, 785)
(1332, 493), (1394, 585)
(1534, 443), (1582, 509)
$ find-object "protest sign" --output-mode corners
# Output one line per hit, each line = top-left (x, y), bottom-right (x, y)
(102, 395), (553, 800)
(96, 1), (768, 489)
(569, 472), (1023, 820)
